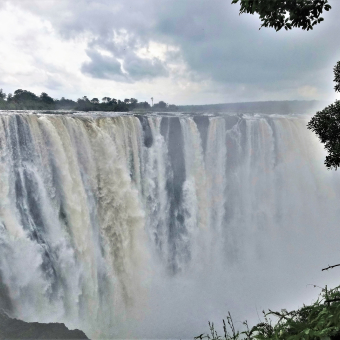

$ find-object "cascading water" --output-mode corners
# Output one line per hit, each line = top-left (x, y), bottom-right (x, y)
(0, 111), (340, 339)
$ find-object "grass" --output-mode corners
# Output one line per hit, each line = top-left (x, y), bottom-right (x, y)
(197, 285), (340, 340)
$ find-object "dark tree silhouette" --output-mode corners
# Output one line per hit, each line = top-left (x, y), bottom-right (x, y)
(308, 61), (340, 169)
(12, 89), (39, 103)
(129, 98), (138, 109)
(154, 101), (167, 109)
(102, 97), (111, 103)
(56, 97), (77, 109)
(40, 92), (54, 105)
(0, 89), (6, 100)
(232, 0), (331, 31)
(334, 62), (340, 93)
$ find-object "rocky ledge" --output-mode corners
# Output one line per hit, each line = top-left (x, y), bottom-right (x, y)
(0, 311), (89, 339)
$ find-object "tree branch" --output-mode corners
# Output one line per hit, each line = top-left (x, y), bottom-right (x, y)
(322, 264), (340, 271)
(325, 298), (340, 303)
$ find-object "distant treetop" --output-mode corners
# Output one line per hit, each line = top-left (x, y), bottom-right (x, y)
(0, 88), (177, 112)
(0, 89), (6, 100)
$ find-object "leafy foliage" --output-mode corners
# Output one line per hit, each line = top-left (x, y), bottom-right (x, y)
(231, 0), (331, 31)
(307, 100), (340, 169)
(334, 62), (340, 93)
(197, 285), (340, 340)
(307, 61), (340, 170)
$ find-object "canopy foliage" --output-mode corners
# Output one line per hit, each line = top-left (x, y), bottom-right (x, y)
(307, 61), (340, 170)
(232, 0), (331, 31)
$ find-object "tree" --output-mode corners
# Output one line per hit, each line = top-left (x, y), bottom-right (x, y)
(334, 62), (340, 93)
(56, 97), (77, 109)
(135, 101), (150, 109)
(0, 89), (6, 100)
(168, 104), (178, 111)
(154, 101), (167, 109)
(114, 99), (129, 112)
(232, 0), (331, 31)
(91, 98), (99, 104)
(12, 89), (39, 103)
(129, 98), (138, 109)
(102, 97), (111, 103)
(40, 92), (54, 105)
(307, 61), (340, 170)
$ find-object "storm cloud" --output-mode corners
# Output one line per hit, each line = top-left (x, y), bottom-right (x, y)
(81, 34), (168, 82)
(1, 0), (340, 104)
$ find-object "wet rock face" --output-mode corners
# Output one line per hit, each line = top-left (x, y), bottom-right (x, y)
(0, 311), (89, 339)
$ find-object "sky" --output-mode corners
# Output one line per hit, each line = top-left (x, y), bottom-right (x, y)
(0, 0), (340, 105)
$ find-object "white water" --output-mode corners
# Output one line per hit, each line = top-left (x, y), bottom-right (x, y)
(0, 112), (340, 339)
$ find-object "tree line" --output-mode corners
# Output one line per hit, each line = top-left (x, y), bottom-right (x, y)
(0, 89), (178, 112)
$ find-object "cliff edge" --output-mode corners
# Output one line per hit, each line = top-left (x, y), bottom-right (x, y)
(0, 311), (89, 339)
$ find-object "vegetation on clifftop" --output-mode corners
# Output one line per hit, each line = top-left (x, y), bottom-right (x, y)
(0, 88), (178, 112)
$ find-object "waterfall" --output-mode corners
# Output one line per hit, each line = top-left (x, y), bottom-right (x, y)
(0, 112), (340, 338)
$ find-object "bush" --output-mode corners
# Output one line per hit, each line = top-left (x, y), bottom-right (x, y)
(198, 285), (340, 340)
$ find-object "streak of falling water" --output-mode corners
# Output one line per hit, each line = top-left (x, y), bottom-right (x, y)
(204, 117), (227, 264)
(180, 117), (208, 269)
(141, 117), (170, 264)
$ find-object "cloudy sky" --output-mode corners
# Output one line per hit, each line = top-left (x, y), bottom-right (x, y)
(0, 0), (340, 105)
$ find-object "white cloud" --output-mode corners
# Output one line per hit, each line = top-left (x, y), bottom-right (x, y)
(0, 3), (90, 97)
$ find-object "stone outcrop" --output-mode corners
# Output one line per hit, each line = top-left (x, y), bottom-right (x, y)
(0, 311), (89, 339)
